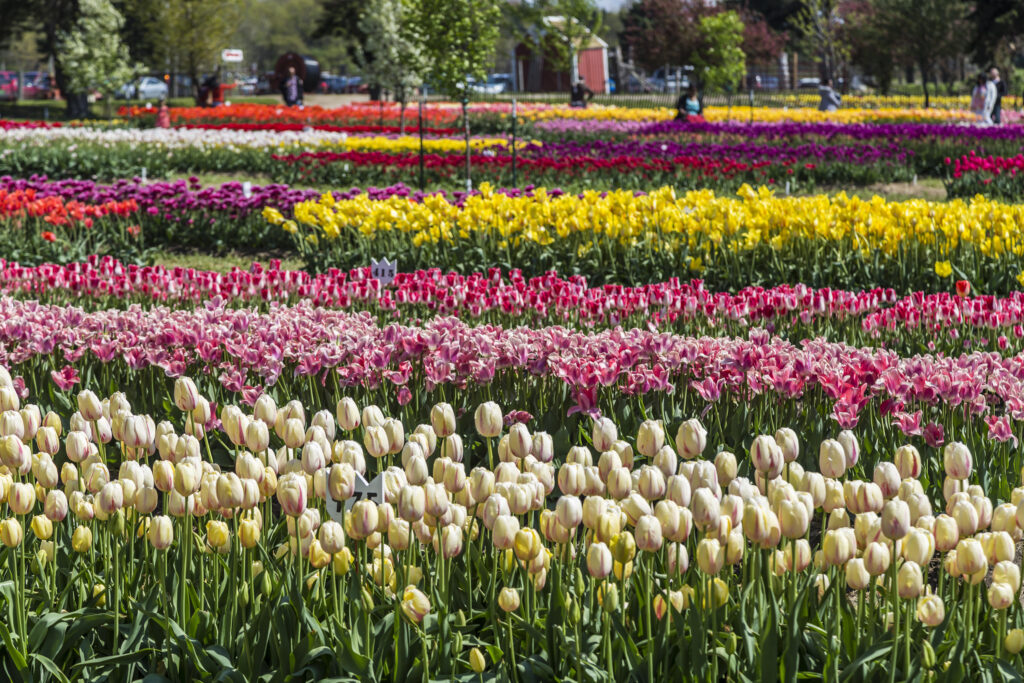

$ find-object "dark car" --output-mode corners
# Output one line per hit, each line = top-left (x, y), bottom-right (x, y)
(0, 71), (17, 101)
(22, 72), (53, 100)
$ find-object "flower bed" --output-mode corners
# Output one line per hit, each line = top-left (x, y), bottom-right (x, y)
(273, 184), (1024, 292)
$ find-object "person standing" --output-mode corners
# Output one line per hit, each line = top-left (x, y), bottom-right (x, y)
(281, 66), (303, 107)
(989, 67), (1006, 124)
(971, 73), (989, 122)
(817, 77), (841, 112)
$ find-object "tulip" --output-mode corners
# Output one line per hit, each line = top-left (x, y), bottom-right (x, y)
(0, 518), (23, 548)
(148, 515), (173, 550)
(845, 558), (870, 590)
(916, 593), (945, 627)
(774, 428), (799, 463)
(238, 517), (260, 549)
(470, 648), (487, 673)
(498, 586), (520, 612)
(335, 397), (359, 432)
(592, 417), (617, 452)
(29, 514), (52, 541)
(514, 527), (543, 562)
(822, 529), (854, 566)
(1006, 629), (1024, 655)
(751, 434), (781, 474)
(779, 499), (809, 539)
(863, 542), (890, 576)
(819, 439), (846, 479)
(72, 525), (92, 553)
(77, 390), (102, 421)
(894, 445), (921, 479)
(955, 538), (986, 576)
(277, 473), (307, 517)
(634, 419), (663, 458)
(474, 402), (502, 438)
(881, 499), (911, 540)
(837, 430), (859, 468)
(897, 561), (923, 599)
(635, 515), (663, 552)
(349, 500), (379, 540)
(401, 585), (431, 624)
(943, 442), (972, 480)
(696, 537), (724, 575)
(587, 541), (612, 578)
(989, 582), (1014, 610)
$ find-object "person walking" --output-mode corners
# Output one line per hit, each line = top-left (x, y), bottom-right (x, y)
(971, 73), (997, 125)
(675, 84), (702, 121)
(989, 66), (1006, 124)
(817, 78), (841, 112)
(155, 98), (170, 128)
(281, 66), (303, 107)
(569, 78), (594, 108)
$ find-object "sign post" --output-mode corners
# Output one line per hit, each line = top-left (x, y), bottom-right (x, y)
(221, 49), (244, 63)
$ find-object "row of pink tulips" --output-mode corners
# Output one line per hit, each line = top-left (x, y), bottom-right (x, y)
(0, 258), (1019, 354)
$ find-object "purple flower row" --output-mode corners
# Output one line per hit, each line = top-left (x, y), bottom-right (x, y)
(637, 119), (1024, 142)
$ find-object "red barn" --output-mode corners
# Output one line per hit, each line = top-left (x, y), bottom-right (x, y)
(514, 16), (610, 94)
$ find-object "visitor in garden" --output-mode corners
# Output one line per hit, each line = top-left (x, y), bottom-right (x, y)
(155, 99), (170, 128)
(971, 73), (996, 125)
(989, 67), (1006, 124)
(817, 78), (841, 112)
(675, 84), (701, 121)
(569, 78), (594, 108)
(282, 66), (304, 107)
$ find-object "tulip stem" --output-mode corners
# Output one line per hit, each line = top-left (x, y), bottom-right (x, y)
(998, 610), (1008, 660)
(888, 562), (899, 683)
(903, 594), (910, 675)
(506, 616), (518, 682)
(644, 564), (654, 683)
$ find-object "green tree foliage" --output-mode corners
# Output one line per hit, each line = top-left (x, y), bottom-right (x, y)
(872, 0), (965, 107)
(415, 0), (501, 99)
(358, 0), (427, 128)
(967, 1), (1024, 70)
(508, 0), (603, 82)
(692, 10), (746, 92)
(791, 0), (848, 82)
(57, 0), (140, 103)
(134, 0), (243, 92)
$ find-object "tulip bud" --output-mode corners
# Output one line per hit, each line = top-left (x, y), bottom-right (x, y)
(779, 499), (809, 539)
(863, 542), (890, 576)
(916, 593), (944, 627)
(72, 525), (93, 552)
(894, 445), (921, 479)
(955, 538), (986, 576)
(881, 499), (911, 540)
(696, 537), (724, 575)
(845, 558), (870, 590)
(819, 439), (846, 479)
(989, 582), (1014, 610)
(474, 402), (502, 438)
(943, 442), (972, 480)
(0, 518), (23, 547)
(498, 586), (520, 613)
(1006, 629), (1024, 655)
(401, 585), (431, 623)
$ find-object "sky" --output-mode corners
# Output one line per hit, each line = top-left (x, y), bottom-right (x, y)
(595, 0), (629, 8)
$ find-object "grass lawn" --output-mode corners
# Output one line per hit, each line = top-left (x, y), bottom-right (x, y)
(150, 249), (303, 273)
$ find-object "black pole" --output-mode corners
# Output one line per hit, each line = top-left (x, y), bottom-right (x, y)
(418, 93), (425, 191)
(463, 96), (471, 192)
(511, 98), (517, 188)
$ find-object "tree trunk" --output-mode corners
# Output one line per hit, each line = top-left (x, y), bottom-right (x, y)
(920, 61), (930, 109)
(399, 99), (406, 135)
(463, 98), (471, 192)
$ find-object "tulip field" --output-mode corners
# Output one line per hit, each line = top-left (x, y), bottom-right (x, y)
(4, 101), (1024, 681)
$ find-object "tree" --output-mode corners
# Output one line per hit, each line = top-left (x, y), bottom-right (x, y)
(966, 1), (1024, 72)
(138, 0), (243, 97)
(58, 0), (141, 114)
(358, 0), (427, 131)
(621, 0), (716, 73)
(692, 11), (746, 92)
(416, 0), (501, 190)
(791, 0), (849, 83)
(842, 0), (898, 93)
(873, 0), (965, 107)
(739, 9), (786, 64)
(508, 0), (603, 84)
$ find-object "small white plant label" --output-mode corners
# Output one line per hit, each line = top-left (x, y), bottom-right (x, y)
(370, 257), (397, 285)
(326, 471), (385, 524)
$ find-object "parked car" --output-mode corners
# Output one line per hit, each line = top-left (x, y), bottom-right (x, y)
(116, 76), (169, 100)
(344, 76), (365, 93)
(471, 73), (513, 95)
(22, 72), (53, 100)
(0, 71), (17, 101)
(320, 75), (346, 94)
(236, 77), (258, 96)
(798, 77), (822, 90)
(649, 67), (692, 93)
